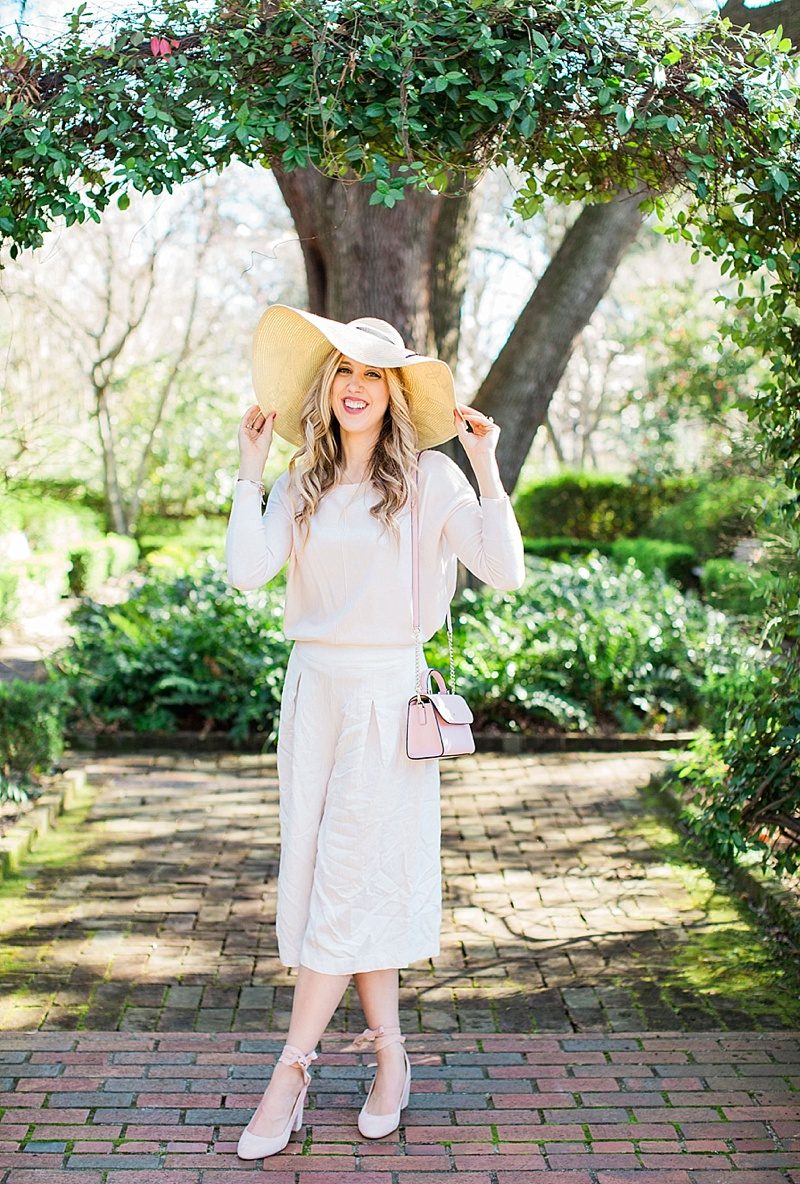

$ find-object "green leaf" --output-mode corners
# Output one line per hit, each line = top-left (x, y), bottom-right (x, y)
(615, 105), (634, 134)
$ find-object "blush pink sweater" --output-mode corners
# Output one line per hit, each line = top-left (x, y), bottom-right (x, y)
(225, 448), (526, 644)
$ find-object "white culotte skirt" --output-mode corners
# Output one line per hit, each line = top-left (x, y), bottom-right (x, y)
(275, 640), (442, 974)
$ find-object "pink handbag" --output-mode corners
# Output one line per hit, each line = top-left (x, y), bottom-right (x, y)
(406, 455), (475, 760)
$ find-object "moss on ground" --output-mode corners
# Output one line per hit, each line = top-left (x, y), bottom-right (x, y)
(623, 780), (800, 1026)
(0, 786), (98, 1020)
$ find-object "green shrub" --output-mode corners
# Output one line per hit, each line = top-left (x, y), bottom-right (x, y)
(674, 651), (800, 876)
(609, 538), (697, 586)
(0, 679), (67, 796)
(523, 536), (614, 559)
(436, 554), (739, 734)
(700, 557), (774, 616)
(646, 475), (771, 558)
(5, 477), (106, 515)
(136, 513), (227, 561)
(0, 492), (103, 552)
(53, 554), (744, 743)
(55, 558), (291, 745)
(524, 536), (698, 585)
(0, 569), (20, 628)
(143, 542), (206, 572)
(513, 471), (693, 541)
(430, 551), (738, 734)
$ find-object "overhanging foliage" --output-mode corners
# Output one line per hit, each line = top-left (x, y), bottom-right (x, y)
(0, 2), (796, 250)
(3, 1), (798, 449)
(3, 1), (799, 445)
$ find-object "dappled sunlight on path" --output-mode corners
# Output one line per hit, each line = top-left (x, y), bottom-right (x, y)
(1, 751), (797, 1034)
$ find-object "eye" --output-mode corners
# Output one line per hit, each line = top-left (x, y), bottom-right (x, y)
(366, 370), (382, 379)
(337, 365), (352, 373)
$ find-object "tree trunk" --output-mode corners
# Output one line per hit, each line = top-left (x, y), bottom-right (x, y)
(94, 386), (127, 534)
(429, 184), (479, 370)
(274, 166), (478, 361)
(272, 163), (655, 496)
(719, 0), (799, 44)
(275, 167), (435, 352)
(473, 185), (656, 492)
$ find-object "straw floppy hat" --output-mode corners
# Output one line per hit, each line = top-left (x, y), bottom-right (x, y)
(252, 304), (459, 449)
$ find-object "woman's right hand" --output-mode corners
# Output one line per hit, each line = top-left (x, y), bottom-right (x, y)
(237, 403), (277, 476)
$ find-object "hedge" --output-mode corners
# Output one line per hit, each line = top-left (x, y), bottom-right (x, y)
(512, 471), (692, 541)
(609, 539), (697, 587)
(700, 557), (774, 616)
(522, 536), (697, 586)
(0, 679), (67, 798)
(646, 475), (773, 559)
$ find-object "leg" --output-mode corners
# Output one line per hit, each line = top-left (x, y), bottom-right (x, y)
(247, 964), (351, 1139)
(352, 967), (409, 1116)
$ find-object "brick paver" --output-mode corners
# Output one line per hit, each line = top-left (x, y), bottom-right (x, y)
(1, 750), (799, 1179)
(0, 751), (798, 1034)
(0, 1030), (798, 1182)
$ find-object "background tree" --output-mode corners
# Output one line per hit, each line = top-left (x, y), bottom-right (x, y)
(615, 277), (770, 481)
(1, 163), (304, 531)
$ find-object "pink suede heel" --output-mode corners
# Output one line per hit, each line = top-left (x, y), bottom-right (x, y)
(236, 1043), (318, 1160)
(346, 1024), (411, 1139)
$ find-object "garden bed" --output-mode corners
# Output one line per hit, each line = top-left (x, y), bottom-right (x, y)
(0, 765), (90, 879)
(68, 726), (698, 754)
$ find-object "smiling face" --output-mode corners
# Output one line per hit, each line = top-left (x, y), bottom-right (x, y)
(329, 355), (391, 440)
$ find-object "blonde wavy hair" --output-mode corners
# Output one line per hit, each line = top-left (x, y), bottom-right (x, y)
(287, 349), (420, 547)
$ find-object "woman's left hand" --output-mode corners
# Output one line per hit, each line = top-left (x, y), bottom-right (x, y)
(453, 403), (499, 461)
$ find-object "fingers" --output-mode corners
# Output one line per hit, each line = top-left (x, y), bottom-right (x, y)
(453, 404), (497, 435)
(242, 405), (277, 435)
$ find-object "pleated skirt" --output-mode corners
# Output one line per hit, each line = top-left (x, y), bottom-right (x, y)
(275, 640), (442, 974)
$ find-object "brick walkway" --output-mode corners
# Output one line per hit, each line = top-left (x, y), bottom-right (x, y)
(1, 751), (797, 1034)
(1, 751), (799, 1180)
(0, 1030), (798, 1181)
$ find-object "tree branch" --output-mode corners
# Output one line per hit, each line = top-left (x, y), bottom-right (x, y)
(718, 0), (799, 45)
(473, 183), (656, 491)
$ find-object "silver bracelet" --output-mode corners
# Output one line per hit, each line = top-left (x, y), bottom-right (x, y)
(237, 476), (266, 497)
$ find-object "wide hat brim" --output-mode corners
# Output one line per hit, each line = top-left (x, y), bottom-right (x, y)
(251, 304), (459, 449)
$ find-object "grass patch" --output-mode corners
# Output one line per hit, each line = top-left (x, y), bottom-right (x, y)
(0, 783), (98, 1007)
(620, 777), (800, 1025)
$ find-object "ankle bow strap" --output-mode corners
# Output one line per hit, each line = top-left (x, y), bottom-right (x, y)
(343, 1024), (406, 1053)
(278, 1044), (318, 1085)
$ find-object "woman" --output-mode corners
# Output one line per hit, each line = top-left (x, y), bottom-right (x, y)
(225, 304), (525, 1160)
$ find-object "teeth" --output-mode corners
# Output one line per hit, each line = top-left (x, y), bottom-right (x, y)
(344, 399), (367, 409)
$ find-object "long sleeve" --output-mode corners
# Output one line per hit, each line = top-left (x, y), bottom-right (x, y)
(225, 473), (294, 591)
(444, 494), (526, 591)
(427, 451), (526, 592)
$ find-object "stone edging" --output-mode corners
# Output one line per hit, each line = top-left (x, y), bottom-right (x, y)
(69, 727), (699, 754)
(0, 767), (89, 881)
(649, 764), (800, 951)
